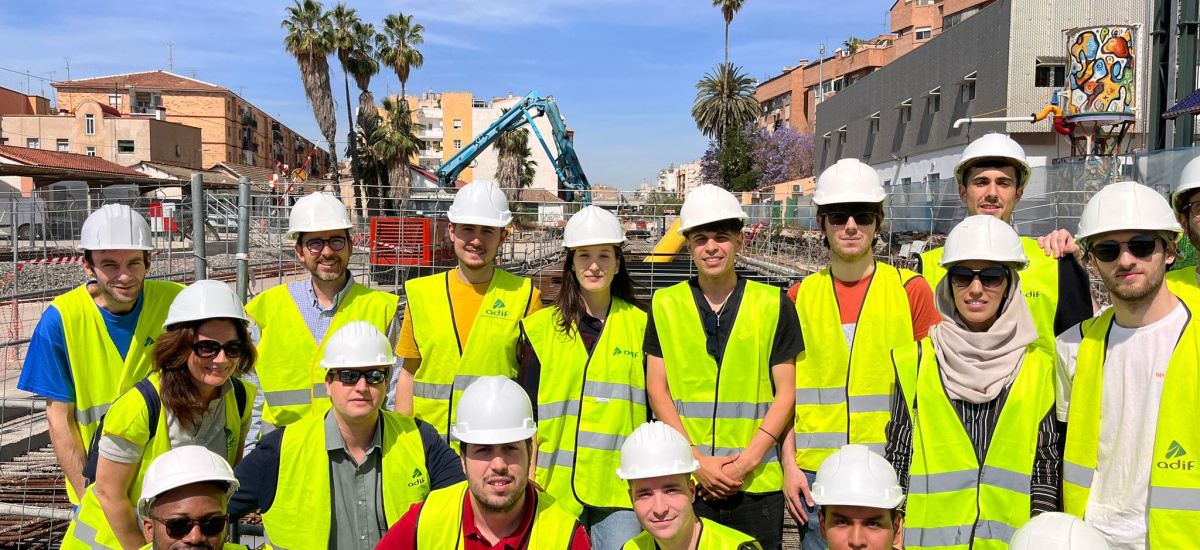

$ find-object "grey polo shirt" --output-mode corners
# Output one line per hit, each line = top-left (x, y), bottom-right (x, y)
(325, 411), (386, 550)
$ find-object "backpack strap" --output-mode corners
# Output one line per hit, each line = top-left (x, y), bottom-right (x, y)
(82, 377), (161, 485)
(233, 378), (248, 421)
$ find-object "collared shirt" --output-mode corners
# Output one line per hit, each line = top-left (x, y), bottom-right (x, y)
(326, 411), (386, 550)
(286, 272), (357, 343)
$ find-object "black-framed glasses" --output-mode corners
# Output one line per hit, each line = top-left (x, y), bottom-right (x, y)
(1184, 200), (1200, 219)
(1089, 235), (1160, 263)
(946, 266), (1008, 289)
(148, 514), (228, 538)
(192, 340), (247, 359)
(304, 236), (348, 254)
(825, 211), (877, 227)
(330, 368), (389, 385)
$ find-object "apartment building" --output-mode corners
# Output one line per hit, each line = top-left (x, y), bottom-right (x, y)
(0, 87), (51, 116)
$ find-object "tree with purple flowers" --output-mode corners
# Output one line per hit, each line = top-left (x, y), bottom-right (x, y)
(701, 123), (815, 191)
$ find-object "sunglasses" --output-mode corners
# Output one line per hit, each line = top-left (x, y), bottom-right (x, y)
(192, 340), (247, 359)
(946, 266), (1008, 289)
(304, 236), (348, 254)
(825, 212), (877, 227)
(148, 514), (228, 538)
(1089, 235), (1160, 263)
(329, 368), (389, 385)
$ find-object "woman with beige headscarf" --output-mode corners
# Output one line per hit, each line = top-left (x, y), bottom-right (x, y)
(884, 215), (1061, 549)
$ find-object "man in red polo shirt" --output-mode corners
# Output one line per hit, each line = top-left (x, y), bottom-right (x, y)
(377, 376), (590, 549)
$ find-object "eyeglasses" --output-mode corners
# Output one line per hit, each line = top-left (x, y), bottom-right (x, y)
(304, 236), (348, 254)
(192, 340), (247, 359)
(824, 212), (877, 227)
(330, 368), (389, 385)
(946, 266), (1008, 289)
(1089, 235), (1160, 263)
(148, 514), (228, 538)
(1184, 200), (1200, 219)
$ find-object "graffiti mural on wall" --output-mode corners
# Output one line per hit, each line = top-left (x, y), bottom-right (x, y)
(1065, 26), (1136, 118)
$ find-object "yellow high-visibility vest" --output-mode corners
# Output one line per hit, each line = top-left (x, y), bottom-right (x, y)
(524, 298), (648, 515)
(1166, 268), (1200, 306)
(245, 281), (399, 430)
(623, 517), (761, 549)
(1063, 304), (1200, 548)
(652, 281), (783, 494)
(414, 481), (579, 550)
(793, 263), (917, 471)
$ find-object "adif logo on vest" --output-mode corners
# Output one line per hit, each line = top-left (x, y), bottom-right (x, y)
(144, 337), (154, 347)
(1157, 440), (1194, 470)
(1025, 291), (1041, 299)
(408, 468), (427, 488)
(484, 298), (510, 318)
(612, 347), (640, 359)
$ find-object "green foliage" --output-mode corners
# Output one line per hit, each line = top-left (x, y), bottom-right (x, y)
(1174, 237), (1198, 271)
(716, 128), (758, 192)
(691, 63), (761, 145)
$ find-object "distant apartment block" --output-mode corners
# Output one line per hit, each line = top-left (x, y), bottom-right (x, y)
(0, 86), (51, 116)
(655, 161), (702, 197)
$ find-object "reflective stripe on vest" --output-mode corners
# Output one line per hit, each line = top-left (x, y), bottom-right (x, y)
(56, 279), (181, 503)
(63, 374), (253, 549)
(415, 481), (580, 550)
(246, 282), (399, 429)
(407, 269), (532, 439)
(622, 517), (761, 549)
(895, 337), (1054, 550)
(793, 263), (916, 471)
(1166, 268), (1200, 307)
(260, 410), (429, 548)
(923, 237), (1058, 354)
(1063, 303), (1200, 548)
(652, 280), (783, 493)
(525, 299), (648, 514)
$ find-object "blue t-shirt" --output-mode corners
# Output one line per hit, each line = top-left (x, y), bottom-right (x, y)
(18, 289), (145, 402)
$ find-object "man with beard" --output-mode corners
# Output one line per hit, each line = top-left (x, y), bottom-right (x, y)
(137, 446), (248, 550)
(1056, 181), (1200, 549)
(245, 192), (401, 436)
(395, 181), (541, 441)
(377, 376), (591, 549)
(19, 204), (183, 506)
(782, 159), (939, 550)
(1166, 156), (1200, 304)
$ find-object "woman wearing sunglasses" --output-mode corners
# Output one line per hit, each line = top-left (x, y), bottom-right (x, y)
(517, 206), (648, 549)
(63, 280), (257, 550)
(885, 215), (1060, 549)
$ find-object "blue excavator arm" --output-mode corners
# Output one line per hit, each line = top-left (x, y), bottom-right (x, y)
(434, 91), (591, 203)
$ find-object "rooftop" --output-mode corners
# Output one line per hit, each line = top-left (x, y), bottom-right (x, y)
(52, 70), (226, 92)
(0, 145), (144, 177)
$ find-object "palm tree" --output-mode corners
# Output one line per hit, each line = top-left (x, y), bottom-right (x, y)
(371, 96), (421, 214)
(377, 13), (425, 103)
(842, 36), (863, 55)
(348, 22), (381, 134)
(353, 119), (386, 217)
(329, 2), (363, 215)
(282, 0), (340, 196)
(692, 62), (761, 145)
(712, 0), (747, 67)
(494, 108), (536, 200)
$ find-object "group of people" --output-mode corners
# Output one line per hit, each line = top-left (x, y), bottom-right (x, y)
(16, 131), (1200, 550)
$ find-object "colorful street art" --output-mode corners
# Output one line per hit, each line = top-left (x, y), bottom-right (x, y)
(1065, 26), (1136, 118)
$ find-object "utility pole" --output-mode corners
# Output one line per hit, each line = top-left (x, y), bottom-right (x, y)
(168, 43), (174, 71)
(818, 44), (826, 104)
(64, 58), (70, 81)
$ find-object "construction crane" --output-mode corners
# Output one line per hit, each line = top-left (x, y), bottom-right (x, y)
(434, 91), (591, 203)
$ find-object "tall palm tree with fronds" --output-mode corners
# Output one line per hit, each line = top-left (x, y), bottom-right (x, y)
(713, 0), (747, 67)
(377, 13), (425, 103)
(692, 62), (761, 146)
(329, 2), (363, 215)
(353, 118), (386, 217)
(282, 0), (340, 195)
(371, 96), (420, 214)
(494, 108), (537, 200)
(347, 22), (381, 134)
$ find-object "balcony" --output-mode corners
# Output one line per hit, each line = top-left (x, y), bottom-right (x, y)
(417, 108), (442, 121)
(418, 128), (444, 140)
(418, 149), (442, 159)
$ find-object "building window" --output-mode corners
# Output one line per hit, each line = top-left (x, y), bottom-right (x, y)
(838, 132), (847, 145)
(961, 81), (976, 102)
(117, 140), (135, 153)
(928, 172), (940, 182)
(927, 95), (940, 114)
(915, 27), (932, 40)
(108, 93), (122, 107)
(869, 118), (880, 134)
(57, 139), (69, 152)
(916, 0), (935, 5)
(1035, 65), (1066, 87)
(454, 139), (462, 149)
(453, 119), (462, 129)
(26, 138), (39, 149)
(175, 145), (181, 158)
(900, 106), (912, 124)
(901, 177), (912, 185)
(85, 114), (96, 135)
(86, 147), (96, 156)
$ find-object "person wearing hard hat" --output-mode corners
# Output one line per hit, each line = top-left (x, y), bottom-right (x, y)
(1008, 512), (1110, 550)
(1056, 181), (1199, 549)
(395, 180), (542, 440)
(244, 191), (401, 436)
(1166, 155), (1200, 304)
(643, 184), (801, 549)
(18, 204), (184, 506)
(62, 280), (258, 550)
(137, 446), (249, 550)
(916, 133), (1095, 356)
(619, 421), (761, 550)
(517, 205), (648, 549)
(886, 215), (1061, 548)
(783, 159), (939, 550)
(378, 376), (590, 549)
(810, 445), (905, 550)
(228, 321), (464, 550)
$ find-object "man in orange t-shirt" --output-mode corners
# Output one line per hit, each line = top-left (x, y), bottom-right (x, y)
(782, 159), (939, 550)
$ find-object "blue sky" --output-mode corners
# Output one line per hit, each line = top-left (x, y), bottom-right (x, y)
(0, 0), (893, 190)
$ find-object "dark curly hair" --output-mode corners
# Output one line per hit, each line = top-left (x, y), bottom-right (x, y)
(152, 319), (256, 431)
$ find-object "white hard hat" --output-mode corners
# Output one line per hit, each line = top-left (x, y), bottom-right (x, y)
(286, 192), (352, 241)
(563, 206), (625, 248)
(955, 133), (1031, 188)
(451, 376), (536, 445)
(447, 180), (512, 227)
(813, 158), (887, 206)
(940, 215), (1029, 270)
(1170, 155), (1200, 212)
(1009, 512), (1110, 550)
(137, 445), (239, 516)
(1075, 181), (1183, 244)
(162, 280), (249, 330)
(78, 204), (154, 252)
(811, 444), (905, 509)
(615, 421), (699, 480)
(320, 321), (397, 369)
(678, 184), (747, 235)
